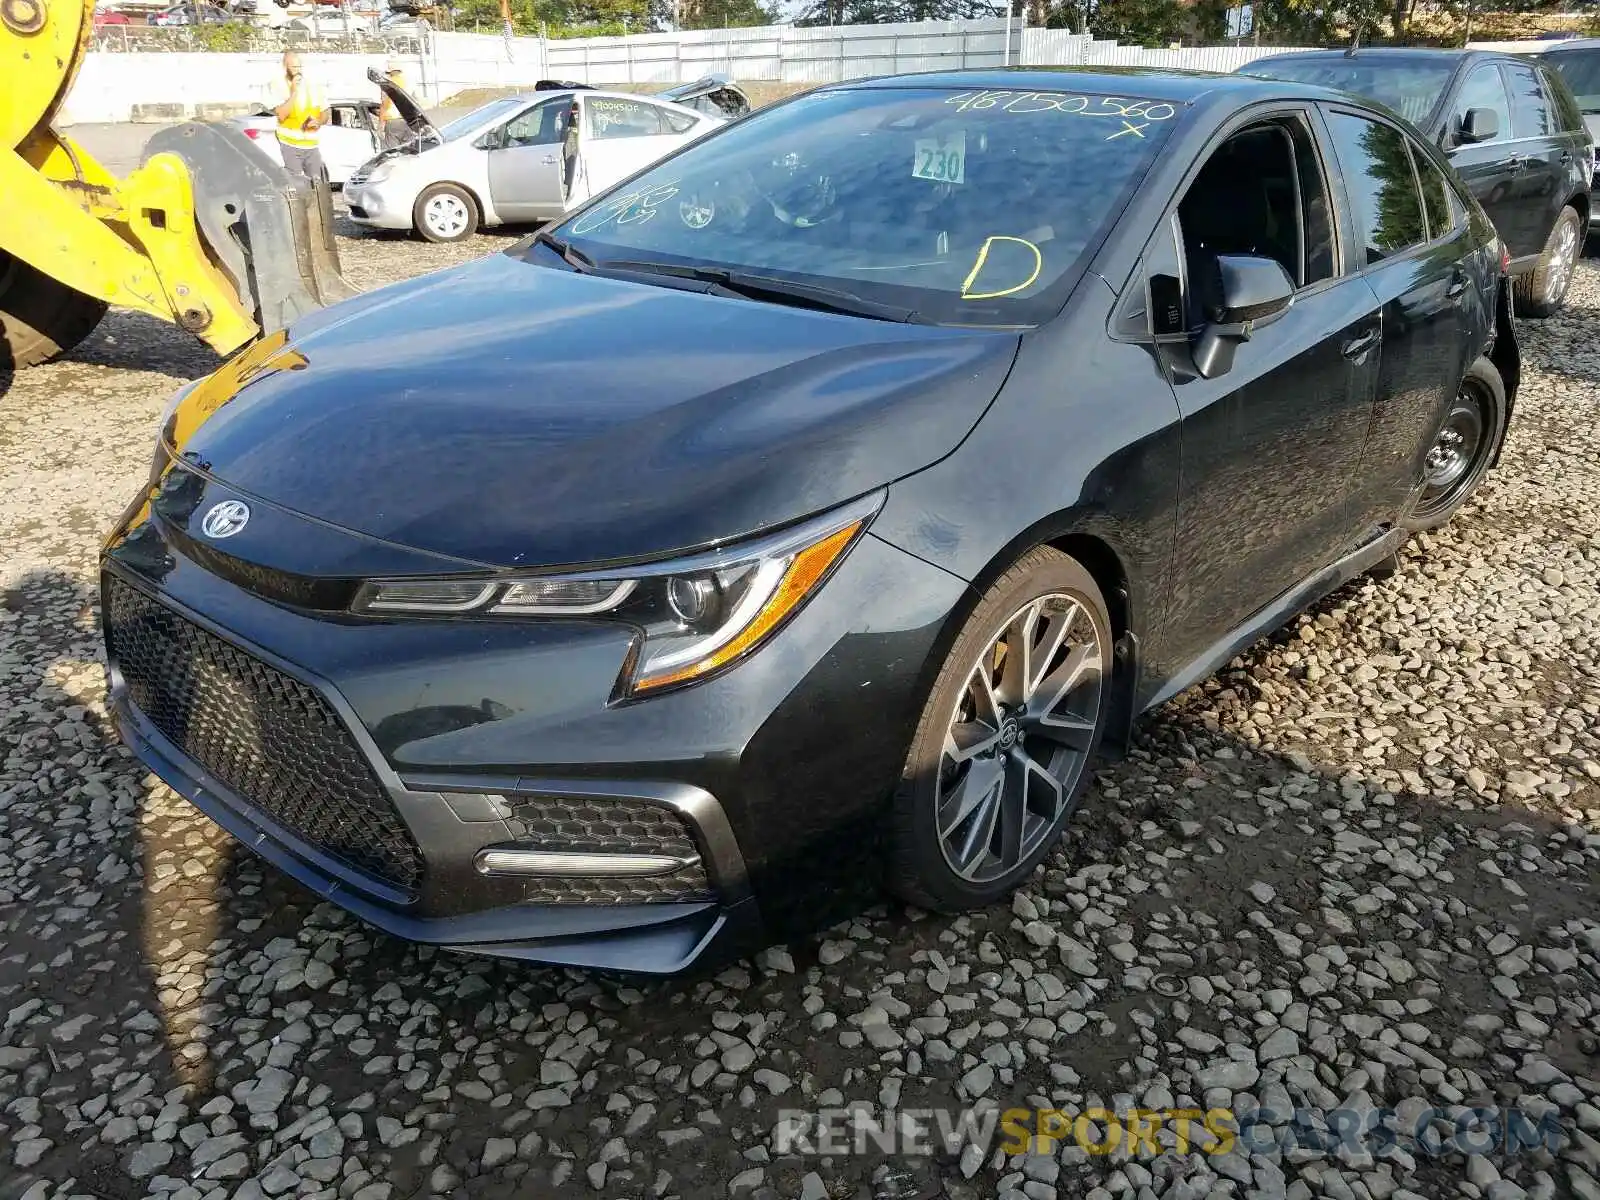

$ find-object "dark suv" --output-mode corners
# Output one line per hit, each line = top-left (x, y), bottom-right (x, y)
(1245, 48), (1594, 316)
(1537, 38), (1600, 232)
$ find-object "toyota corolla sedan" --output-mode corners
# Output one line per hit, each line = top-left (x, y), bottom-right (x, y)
(103, 69), (1520, 975)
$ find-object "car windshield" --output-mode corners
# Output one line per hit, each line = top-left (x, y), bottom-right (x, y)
(535, 85), (1177, 327)
(1546, 48), (1600, 112)
(438, 98), (525, 142)
(1244, 58), (1455, 126)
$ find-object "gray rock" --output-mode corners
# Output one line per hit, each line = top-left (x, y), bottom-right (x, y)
(1195, 1060), (1259, 1091)
(961, 1063), (995, 1097)
(13, 1138), (51, 1169)
(1259, 1028), (1300, 1062)
(482, 1137), (516, 1170)
(128, 1141), (175, 1177)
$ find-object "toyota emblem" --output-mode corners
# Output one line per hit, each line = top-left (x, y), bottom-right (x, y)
(200, 500), (251, 539)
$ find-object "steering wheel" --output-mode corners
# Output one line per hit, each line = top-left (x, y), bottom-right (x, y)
(761, 171), (838, 228)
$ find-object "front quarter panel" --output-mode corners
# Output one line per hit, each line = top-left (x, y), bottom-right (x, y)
(380, 143), (502, 227)
(870, 280), (1183, 689)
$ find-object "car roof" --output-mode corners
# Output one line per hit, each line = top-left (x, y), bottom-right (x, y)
(1540, 37), (1600, 54)
(506, 87), (706, 111)
(1253, 47), (1485, 62)
(826, 65), (1335, 104)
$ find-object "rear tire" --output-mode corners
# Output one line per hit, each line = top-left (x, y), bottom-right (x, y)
(886, 547), (1112, 913)
(1513, 205), (1581, 318)
(0, 252), (109, 370)
(1402, 356), (1507, 532)
(412, 183), (479, 243)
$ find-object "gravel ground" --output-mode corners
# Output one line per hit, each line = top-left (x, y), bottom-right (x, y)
(1, 226), (1598, 1200)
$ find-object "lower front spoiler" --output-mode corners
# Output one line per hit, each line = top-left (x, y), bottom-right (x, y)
(112, 697), (765, 975)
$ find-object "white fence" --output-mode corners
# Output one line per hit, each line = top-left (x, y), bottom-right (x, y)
(63, 20), (1317, 124)
(539, 21), (1306, 85)
(62, 31), (550, 123)
(541, 19), (1025, 85)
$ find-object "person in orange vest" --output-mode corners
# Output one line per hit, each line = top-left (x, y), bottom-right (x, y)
(379, 60), (410, 148)
(274, 51), (327, 182)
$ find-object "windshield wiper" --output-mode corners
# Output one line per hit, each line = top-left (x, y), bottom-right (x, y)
(534, 229), (595, 274)
(597, 259), (926, 324)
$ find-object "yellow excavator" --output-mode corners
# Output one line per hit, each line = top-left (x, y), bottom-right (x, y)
(1, 0), (352, 370)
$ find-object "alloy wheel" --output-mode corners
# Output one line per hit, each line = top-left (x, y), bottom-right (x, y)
(1545, 216), (1578, 306)
(423, 194), (470, 239)
(935, 593), (1103, 884)
(1415, 385), (1487, 517)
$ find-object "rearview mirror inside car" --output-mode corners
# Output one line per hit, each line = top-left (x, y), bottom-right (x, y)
(1459, 107), (1500, 145)
(1192, 254), (1296, 380)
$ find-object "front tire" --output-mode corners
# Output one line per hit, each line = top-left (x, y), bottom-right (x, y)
(1514, 205), (1582, 318)
(1402, 356), (1507, 531)
(886, 547), (1112, 912)
(0, 252), (109, 370)
(412, 183), (479, 243)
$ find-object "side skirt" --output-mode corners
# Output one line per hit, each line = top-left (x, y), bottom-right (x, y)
(1139, 526), (1407, 715)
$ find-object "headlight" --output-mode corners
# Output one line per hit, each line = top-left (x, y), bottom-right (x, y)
(351, 492), (883, 697)
(361, 161), (394, 186)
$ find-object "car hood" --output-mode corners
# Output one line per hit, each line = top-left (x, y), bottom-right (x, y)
(162, 252), (1020, 570)
(366, 66), (434, 137)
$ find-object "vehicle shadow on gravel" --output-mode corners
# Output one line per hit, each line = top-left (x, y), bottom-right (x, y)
(0, 567), (206, 1196)
(40, 308), (223, 389)
(5, 555), (1595, 1199)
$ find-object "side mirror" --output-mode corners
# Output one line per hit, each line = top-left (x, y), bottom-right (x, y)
(1191, 254), (1295, 380)
(1459, 107), (1499, 145)
(475, 127), (504, 151)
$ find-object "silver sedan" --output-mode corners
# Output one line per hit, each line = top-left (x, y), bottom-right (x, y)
(344, 76), (728, 242)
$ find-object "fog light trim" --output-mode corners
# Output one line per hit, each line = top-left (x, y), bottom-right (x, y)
(474, 848), (693, 877)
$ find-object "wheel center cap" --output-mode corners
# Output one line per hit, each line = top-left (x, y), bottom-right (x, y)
(999, 719), (1020, 750)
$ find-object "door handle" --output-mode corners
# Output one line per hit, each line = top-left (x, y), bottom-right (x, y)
(1341, 328), (1379, 361)
(1560, 150), (1574, 165)
(1505, 154), (1525, 172)
(542, 155), (557, 164)
(1445, 266), (1468, 300)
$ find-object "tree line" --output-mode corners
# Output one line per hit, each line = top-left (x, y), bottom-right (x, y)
(450, 0), (1594, 47)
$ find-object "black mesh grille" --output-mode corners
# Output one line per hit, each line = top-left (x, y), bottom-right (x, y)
(103, 575), (424, 892)
(503, 796), (714, 905)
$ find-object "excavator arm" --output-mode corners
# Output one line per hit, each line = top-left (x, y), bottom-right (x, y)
(0, 0), (352, 369)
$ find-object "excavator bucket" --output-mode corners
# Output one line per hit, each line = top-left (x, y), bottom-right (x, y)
(143, 122), (356, 337)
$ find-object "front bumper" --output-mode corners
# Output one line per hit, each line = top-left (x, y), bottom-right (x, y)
(101, 476), (968, 973)
(343, 179), (413, 230)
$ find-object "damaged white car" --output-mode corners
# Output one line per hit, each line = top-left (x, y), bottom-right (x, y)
(344, 72), (734, 242)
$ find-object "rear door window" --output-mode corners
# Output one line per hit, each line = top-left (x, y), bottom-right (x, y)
(661, 106), (699, 134)
(1409, 140), (1458, 239)
(1453, 65), (1512, 144)
(1539, 64), (1586, 133)
(1503, 62), (1553, 138)
(588, 98), (672, 139)
(1325, 111), (1427, 265)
